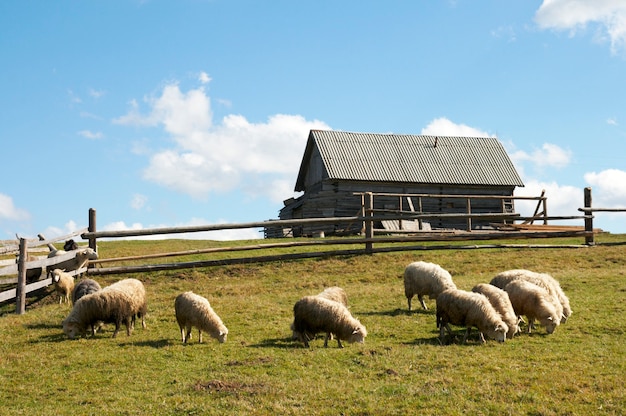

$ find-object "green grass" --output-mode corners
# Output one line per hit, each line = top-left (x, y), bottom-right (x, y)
(1, 234), (625, 415)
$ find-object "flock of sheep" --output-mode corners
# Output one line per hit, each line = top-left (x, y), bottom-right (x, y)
(49, 248), (571, 347)
(403, 261), (572, 344)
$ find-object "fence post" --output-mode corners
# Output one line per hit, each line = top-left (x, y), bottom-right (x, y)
(584, 187), (594, 245)
(365, 192), (373, 254)
(16, 238), (27, 314)
(88, 208), (97, 254)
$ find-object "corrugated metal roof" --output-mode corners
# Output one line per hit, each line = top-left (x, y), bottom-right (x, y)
(295, 130), (524, 190)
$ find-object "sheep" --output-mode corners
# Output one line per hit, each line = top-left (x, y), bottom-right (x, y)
(71, 278), (103, 335)
(317, 286), (348, 307)
(315, 286), (349, 345)
(491, 269), (572, 323)
(47, 247), (98, 274)
(291, 295), (367, 348)
(436, 289), (508, 344)
(471, 283), (520, 339)
(62, 278), (147, 339)
(72, 278), (102, 304)
(502, 280), (560, 334)
(402, 261), (457, 310)
(51, 269), (74, 304)
(174, 291), (228, 344)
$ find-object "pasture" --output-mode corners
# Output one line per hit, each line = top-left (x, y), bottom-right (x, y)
(0, 235), (625, 415)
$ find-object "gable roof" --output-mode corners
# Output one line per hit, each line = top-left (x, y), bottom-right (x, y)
(295, 130), (524, 191)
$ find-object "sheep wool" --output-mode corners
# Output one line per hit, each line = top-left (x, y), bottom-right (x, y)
(402, 261), (457, 310)
(471, 283), (520, 339)
(51, 269), (74, 304)
(47, 247), (99, 273)
(292, 295), (367, 348)
(72, 278), (102, 304)
(503, 280), (560, 334)
(436, 289), (508, 344)
(62, 278), (147, 339)
(317, 286), (348, 307)
(491, 269), (571, 323)
(174, 292), (228, 344)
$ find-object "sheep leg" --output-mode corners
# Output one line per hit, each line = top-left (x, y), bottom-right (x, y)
(124, 316), (133, 336)
(323, 332), (331, 347)
(462, 328), (471, 344)
(418, 295), (428, 310)
(336, 338), (344, 348)
(527, 318), (535, 334)
(112, 321), (121, 338)
(198, 330), (203, 343)
(407, 296), (412, 311)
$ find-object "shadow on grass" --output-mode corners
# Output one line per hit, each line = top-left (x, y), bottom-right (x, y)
(118, 338), (172, 349)
(249, 336), (301, 349)
(29, 332), (68, 343)
(358, 308), (434, 317)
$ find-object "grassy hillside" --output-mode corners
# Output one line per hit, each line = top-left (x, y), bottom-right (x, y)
(1, 235), (625, 415)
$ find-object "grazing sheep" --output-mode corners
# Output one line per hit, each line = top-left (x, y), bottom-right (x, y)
(471, 283), (520, 339)
(290, 286), (350, 345)
(71, 278), (103, 335)
(174, 291), (228, 344)
(502, 280), (560, 334)
(317, 286), (348, 307)
(402, 261), (457, 310)
(436, 289), (508, 344)
(292, 295), (367, 348)
(47, 247), (98, 274)
(491, 269), (572, 323)
(51, 269), (74, 304)
(62, 278), (147, 339)
(316, 286), (349, 346)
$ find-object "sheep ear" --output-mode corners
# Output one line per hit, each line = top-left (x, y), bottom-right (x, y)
(352, 329), (360, 335)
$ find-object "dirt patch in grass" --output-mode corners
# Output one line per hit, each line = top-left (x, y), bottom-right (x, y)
(193, 379), (266, 395)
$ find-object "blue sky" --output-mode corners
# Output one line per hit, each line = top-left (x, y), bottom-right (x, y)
(1, 0), (626, 241)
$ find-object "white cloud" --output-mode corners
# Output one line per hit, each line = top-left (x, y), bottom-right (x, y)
(421, 117), (494, 137)
(0, 194), (30, 221)
(514, 180), (583, 223)
(115, 82), (330, 200)
(509, 142), (572, 170)
(607, 117), (618, 126)
(78, 130), (104, 140)
(131, 194), (148, 210)
(40, 220), (81, 240)
(89, 88), (106, 99)
(535, 0), (626, 54)
(198, 72), (211, 84)
(101, 219), (262, 241)
(584, 169), (626, 206)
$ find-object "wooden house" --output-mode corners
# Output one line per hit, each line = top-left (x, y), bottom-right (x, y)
(274, 130), (524, 237)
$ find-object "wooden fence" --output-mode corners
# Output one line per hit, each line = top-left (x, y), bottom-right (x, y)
(2, 187), (624, 313)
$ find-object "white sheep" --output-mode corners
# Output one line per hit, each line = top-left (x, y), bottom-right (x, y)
(436, 288), (508, 344)
(174, 291), (228, 344)
(51, 269), (74, 304)
(317, 286), (348, 307)
(502, 279), (560, 334)
(291, 295), (367, 348)
(62, 278), (147, 339)
(491, 269), (571, 323)
(47, 247), (98, 274)
(402, 261), (457, 310)
(471, 283), (520, 339)
(315, 286), (349, 346)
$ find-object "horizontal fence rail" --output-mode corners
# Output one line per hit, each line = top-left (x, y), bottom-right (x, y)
(3, 187), (623, 313)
